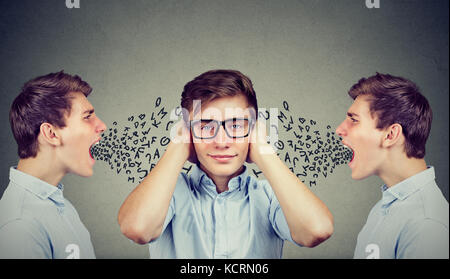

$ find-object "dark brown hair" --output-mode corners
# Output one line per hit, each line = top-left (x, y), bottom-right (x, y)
(180, 69), (258, 122)
(9, 71), (92, 158)
(348, 72), (432, 158)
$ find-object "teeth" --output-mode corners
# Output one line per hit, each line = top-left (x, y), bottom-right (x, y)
(91, 140), (101, 148)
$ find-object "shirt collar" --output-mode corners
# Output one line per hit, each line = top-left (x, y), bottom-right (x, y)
(9, 167), (65, 207)
(381, 166), (435, 207)
(190, 164), (250, 196)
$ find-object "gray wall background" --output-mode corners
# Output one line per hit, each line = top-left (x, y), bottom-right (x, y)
(0, 0), (448, 258)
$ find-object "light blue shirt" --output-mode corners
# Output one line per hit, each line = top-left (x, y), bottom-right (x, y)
(354, 166), (449, 259)
(0, 167), (96, 259)
(149, 164), (301, 258)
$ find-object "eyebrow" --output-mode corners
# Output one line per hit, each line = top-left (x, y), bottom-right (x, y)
(83, 109), (95, 115)
(347, 112), (359, 118)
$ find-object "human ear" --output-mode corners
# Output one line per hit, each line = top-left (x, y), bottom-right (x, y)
(39, 123), (61, 146)
(383, 123), (403, 148)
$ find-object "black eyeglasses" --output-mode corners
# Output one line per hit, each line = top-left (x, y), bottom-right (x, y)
(190, 118), (252, 139)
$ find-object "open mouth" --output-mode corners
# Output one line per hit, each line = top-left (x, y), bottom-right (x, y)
(89, 139), (101, 160)
(342, 142), (355, 164)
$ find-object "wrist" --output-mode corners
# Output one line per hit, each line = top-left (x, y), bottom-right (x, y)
(166, 141), (190, 162)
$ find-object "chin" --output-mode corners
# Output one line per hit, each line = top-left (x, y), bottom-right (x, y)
(351, 170), (371, 181)
(74, 168), (94, 177)
(83, 172), (94, 177)
(207, 166), (234, 176)
(201, 161), (242, 177)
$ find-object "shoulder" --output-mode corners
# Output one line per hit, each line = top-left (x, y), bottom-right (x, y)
(0, 183), (27, 227)
(0, 217), (42, 235)
(402, 180), (449, 227)
(0, 182), (60, 230)
(397, 180), (449, 241)
(419, 181), (448, 225)
(171, 170), (192, 199)
(0, 185), (47, 234)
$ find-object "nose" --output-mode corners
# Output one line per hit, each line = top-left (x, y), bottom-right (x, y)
(213, 125), (233, 146)
(97, 117), (107, 134)
(335, 120), (346, 137)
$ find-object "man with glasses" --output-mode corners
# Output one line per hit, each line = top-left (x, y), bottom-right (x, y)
(190, 118), (251, 141)
(118, 69), (334, 258)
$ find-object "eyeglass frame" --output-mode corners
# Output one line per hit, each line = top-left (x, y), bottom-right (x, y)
(190, 118), (254, 139)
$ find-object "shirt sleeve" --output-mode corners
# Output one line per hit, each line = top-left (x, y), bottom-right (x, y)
(266, 182), (303, 247)
(0, 219), (52, 259)
(148, 172), (188, 244)
(397, 219), (449, 259)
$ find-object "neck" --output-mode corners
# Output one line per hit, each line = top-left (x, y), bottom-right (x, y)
(17, 152), (65, 187)
(214, 177), (230, 194)
(199, 165), (245, 194)
(378, 154), (427, 188)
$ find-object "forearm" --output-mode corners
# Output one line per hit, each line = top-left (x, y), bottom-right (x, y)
(118, 142), (188, 243)
(254, 149), (334, 247)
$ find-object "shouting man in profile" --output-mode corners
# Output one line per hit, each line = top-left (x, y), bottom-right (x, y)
(0, 71), (107, 259)
(336, 73), (449, 259)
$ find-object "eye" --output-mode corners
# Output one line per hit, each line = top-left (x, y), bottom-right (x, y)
(201, 124), (214, 130)
(84, 114), (93, 120)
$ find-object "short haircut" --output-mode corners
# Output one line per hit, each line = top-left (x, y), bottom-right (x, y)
(9, 71), (92, 158)
(348, 72), (432, 158)
(180, 69), (258, 122)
